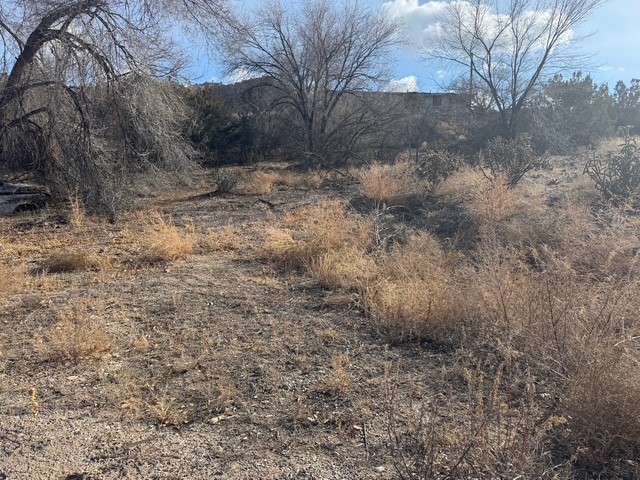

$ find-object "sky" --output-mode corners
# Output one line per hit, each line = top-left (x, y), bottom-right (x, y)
(185, 0), (640, 92)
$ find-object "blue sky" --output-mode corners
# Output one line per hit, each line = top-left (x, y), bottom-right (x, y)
(185, 0), (640, 92)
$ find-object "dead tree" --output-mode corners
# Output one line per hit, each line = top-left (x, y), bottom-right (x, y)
(0, 0), (232, 209)
(428, 0), (608, 139)
(223, 0), (399, 165)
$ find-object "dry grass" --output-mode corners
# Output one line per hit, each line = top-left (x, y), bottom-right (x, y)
(273, 171), (324, 190)
(362, 233), (469, 341)
(315, 353), (353, 394)
(205, 221), (242, 251)
(438, 168), (525, 227)
(309, 248), (377, 290)
(358, 158), (423, 200)
(37, 300), (113, 362)
(240, 169), (324, 195)
(262, 200), (373, 270)
(239, 171), (279, 195)
(40, 249), (98, 273)
(565, 346), (640, 467)
(69, 194), (87, 230)
(0, 262), (27, 303)
(140, 213), (195, 263)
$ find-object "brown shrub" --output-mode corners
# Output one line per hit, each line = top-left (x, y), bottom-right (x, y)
(38, 300), (113, 362)
(309, 248), (378, 290)
(363, 233), (469, 342)
(0, 262), (27, 303)
(263, 201), (373, 269)
(358, 158), (423, 201)
(205, 221), (241, 251)
(240, 171), (279, 195)
(273, 171), (324, 190)
(315, 353), (353, 394)
(565, 346), (640, 470)
(41, 250), (98, 273)
(140, 213), (195, 263)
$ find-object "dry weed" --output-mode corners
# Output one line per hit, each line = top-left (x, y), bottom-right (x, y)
(362, 233), (468, 342)
(205, 221), (241, 251)
(565, 346), (640, 469)
(309, 248), (377, 290)
(273, 171), (324, 190)
(316, 353), (353, 393)
(358, 158), (422, 200)
(38, 300), (113, 362)
(363, 278), (463, 342)
(0, 262), (27, 303)
(140, 213), (195, 263)
(439, 168), (523, 227)
(69, 194), (87, 230)
(263, 201), (373, 270)
(240, 171), (279, 195)
(40, 249), (98, 273)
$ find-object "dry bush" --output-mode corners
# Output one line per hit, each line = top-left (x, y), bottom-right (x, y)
(69, 194), (87, 230)
(438, 168), (525, 227)
(261, 227), (299, 267)
(271, 171), (324, 190)
(387, 360), (552, 479)
(140, 213), (195, 263)
(212, 168), (240, 194)
(363, 233), (469, 342)
(38, 300), (113, 362)
(363, 279), (463, 342)
(263, 201), (373, 269)
(309, 248), (377, 290)
(358, 158), (423, 200)
(552, 203), (640, 279)
(240, 171), (279, 195)
(565, 346), (640, 471)
(205, 222), (241, 251)
(40, 249), (98, 273)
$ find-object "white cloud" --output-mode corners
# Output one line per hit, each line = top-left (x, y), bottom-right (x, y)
(385, 75), (420, 92)
(436, 69), (447, 79)
(598, 65), (613, 72)
(383, 0), (574, 54)
(618, 67), (626, 72)
(223, 67), (257, 84)
(382, 0), (447, 51)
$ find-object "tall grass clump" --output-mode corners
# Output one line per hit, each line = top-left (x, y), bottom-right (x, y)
(262, 200), (373, 272)
(358, 158), (423, 201)
(141, 213), (195, 263)
(363, 233), (470, 342)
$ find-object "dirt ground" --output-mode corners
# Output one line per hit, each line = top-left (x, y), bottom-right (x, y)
(0, 169), (467, 480)
(0, 151), (614, 480)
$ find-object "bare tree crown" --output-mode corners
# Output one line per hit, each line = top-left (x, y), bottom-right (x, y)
(429, 0), (608, 138)
(223, 0), (399, 164)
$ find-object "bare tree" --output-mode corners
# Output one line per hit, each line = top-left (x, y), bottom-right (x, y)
(223, 0), (399, 165)
(429, 0), (608, 139)
(0, 0), (232, 209)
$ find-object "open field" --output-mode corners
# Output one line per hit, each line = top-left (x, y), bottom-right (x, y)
(1, 155), (640, 479)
